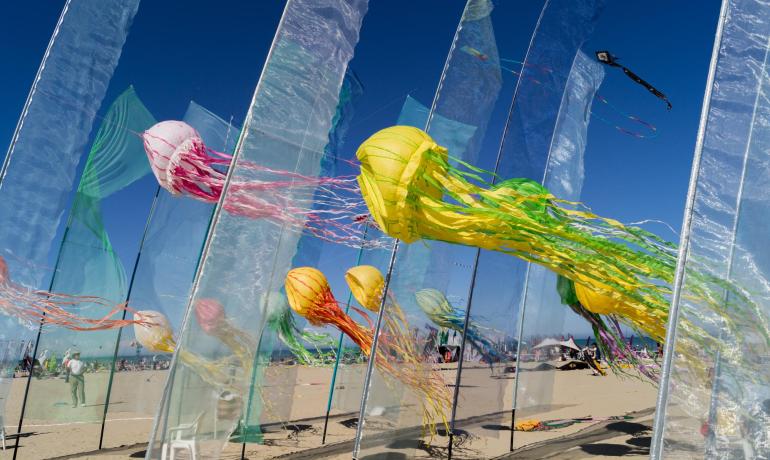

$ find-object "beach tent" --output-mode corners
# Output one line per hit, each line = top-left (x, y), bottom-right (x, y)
(532, 338), (562, 349)
(559, 338), (581, 351)
(532, 338), (581, 351)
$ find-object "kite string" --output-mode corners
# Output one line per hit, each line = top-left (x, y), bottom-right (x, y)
(501, 60), (658, 139)
(462, 47), (659, 138)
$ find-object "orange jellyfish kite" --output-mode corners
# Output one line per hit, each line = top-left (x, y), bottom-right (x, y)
(285, 266), (451, 435)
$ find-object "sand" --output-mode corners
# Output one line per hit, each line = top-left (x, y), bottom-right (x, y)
(0, 361), (657, 459)
(1, 369), (166, 460)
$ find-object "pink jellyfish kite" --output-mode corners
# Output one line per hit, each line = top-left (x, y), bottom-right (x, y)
(142, 121), (383, 248)
(0, 256), (141, 331)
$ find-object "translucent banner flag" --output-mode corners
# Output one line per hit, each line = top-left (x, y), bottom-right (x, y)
(147, 0), (369, 458)
(652, 0), (770, 458)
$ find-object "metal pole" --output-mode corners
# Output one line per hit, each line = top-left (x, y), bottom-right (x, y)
(447, 261), (479, 460)
(322, 224), (369, 444)
(12, 221), (74, 459)
(351, 1), (472, 455)
(240, 314), (272, 460)
(508, 45), (581, 448)
(476, 0), (552, 449)
(351, 241), (399, 459)
(98, 186), (162, 449)
(12, 311), (47, 459)
(509, 264), (530, 451)
(650, 0), (730, 457)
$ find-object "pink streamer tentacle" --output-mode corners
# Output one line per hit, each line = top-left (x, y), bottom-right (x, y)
(143, 121), (386, 249)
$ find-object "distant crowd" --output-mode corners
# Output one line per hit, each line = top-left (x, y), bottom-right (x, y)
(14, 349), (171, 379)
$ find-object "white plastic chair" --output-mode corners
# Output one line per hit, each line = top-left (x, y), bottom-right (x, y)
(161, 413), (203, 460)
(0, 411), (7, 451)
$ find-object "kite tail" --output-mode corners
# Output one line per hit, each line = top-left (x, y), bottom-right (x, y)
(375, 298), (451, 440)
(568, 302), (658, 381)
(213, 320), (256, 374)
(270, 309), (334, 365)
(3, 287), (145, 331)
(465, 324), (505, 363)
(178, 349), (241, 394)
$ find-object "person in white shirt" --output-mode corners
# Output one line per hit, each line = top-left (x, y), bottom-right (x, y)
(66, 351), (86, 408)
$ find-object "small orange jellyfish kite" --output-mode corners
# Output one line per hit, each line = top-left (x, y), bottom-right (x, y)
(285, 266), (451, 435)
(285, 267), (371, 353)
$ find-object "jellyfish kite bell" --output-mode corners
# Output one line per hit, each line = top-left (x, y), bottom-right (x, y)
(556, 276), (658, 381)
(344, 265), (386, 313)
(133, 310), (176, 354)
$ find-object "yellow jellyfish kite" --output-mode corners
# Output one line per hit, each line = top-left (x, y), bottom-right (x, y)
(355, 125), (680, 342)
(344, 265), (386, 313)
(344, 265), (452, 432)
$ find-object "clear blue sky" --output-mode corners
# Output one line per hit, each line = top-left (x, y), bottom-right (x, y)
(0, 0), (721, 339)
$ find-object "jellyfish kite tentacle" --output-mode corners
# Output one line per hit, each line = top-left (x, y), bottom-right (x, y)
(194, 298), (256, 374)
(268, 308), (331, 365)
(132, 309), (239, 393)
(343, 265), (452, 437)
(0, 256), (142, 331)
(142, 121), (385, 249)
(264, 292), (336, 366)
(414, 288), (505, 364)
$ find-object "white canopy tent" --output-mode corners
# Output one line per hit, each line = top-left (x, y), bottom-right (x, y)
(532, 337), (582, 351)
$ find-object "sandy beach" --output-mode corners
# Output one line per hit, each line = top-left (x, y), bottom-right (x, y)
(0, 360), (658, 459)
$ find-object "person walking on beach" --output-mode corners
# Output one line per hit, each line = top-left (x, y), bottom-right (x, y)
(67, 350), (86, 408)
